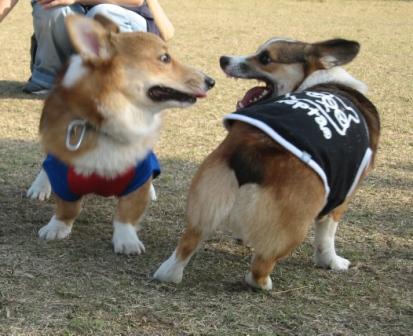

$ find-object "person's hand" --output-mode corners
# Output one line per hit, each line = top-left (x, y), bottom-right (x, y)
(36, 0), (77, 9)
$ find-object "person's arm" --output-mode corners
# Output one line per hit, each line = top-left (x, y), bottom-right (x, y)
(146, 0), (174, 41)
(0, 0), (19, 23)
(37, 1), (145, 10)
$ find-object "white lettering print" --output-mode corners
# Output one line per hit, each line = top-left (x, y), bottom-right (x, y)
(278, 92), (360, 139)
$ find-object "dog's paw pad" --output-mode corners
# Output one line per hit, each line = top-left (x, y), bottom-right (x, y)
(112, 222), (145, 255)
(154, 252), (184, 283)
(38, 217), (72, 240)
(245, 272), (273, 291)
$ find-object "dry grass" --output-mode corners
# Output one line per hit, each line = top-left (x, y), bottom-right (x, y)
(0, 1), (412, 335)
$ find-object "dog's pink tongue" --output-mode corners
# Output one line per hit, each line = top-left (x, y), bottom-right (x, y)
(236, 86), (267, 110)
(195, 92), (207, 98)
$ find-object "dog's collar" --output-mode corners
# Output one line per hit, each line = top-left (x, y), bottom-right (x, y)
(65, 119), (111, 151)
(66, 119), (89, 151)
(65, 119), (132, 151)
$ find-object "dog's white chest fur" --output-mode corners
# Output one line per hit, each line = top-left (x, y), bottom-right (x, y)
(73, 109), (162, 178)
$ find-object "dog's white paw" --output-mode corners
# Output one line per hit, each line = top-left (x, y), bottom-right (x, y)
(149, 183), (157, 201)
(39, 216), (72, 240)
(314, 252), (351, 271)
(27, 169), (51, 201)
(154, 251), (184, 283)
(245, 272), (273, 291)
(112, 221), (145, 255)
(330, 255), (351, 271)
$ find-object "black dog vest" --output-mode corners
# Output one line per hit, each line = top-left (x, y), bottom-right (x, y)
(224, 90), (372, 216)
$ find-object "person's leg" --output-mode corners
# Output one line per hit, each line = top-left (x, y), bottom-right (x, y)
(86, 4), (147, 32)
(25, 1), (85, 93)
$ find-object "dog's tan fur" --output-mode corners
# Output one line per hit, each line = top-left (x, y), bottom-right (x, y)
(154, 38), (380, 290)
(28, 15), (214, 254)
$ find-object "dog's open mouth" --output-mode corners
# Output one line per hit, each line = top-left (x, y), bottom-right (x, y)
(148, 86), (205, 104)
(236, 79), (274, 110)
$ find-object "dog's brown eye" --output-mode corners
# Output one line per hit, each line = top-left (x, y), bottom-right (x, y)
(259, 51), (272, 65)
(160, 53), (171, 63)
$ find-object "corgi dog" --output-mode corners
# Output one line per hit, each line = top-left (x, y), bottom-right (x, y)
(154, 38), (380, 290)
(26, 15), (214, 255)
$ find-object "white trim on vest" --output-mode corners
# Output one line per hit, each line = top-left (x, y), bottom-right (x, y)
(346, 148), (372, 198)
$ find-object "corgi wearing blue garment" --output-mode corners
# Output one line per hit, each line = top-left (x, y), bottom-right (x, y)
(154, 38), (380, 290)
(27, 15), (214, 255)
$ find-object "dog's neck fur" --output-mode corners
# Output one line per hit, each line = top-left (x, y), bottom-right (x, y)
(296, 67), (368, 94)
(72, 103), (162, 178)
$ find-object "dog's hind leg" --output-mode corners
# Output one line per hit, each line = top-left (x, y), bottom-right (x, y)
(245, 254), (277, 290)
(113, 179), (151, 255)
(153, 225), (203, 284)
(313, 203), (351, 271)
(229, 182), (323, 290)
(38, 196), (82, 240)
(154, 156), (238, 284)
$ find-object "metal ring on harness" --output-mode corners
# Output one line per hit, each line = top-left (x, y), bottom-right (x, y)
(65, 119), (87, 151)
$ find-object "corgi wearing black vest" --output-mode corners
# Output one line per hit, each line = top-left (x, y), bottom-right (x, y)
(154, 38), (380, 290)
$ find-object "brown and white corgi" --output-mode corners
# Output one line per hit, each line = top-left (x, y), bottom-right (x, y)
(26, 15), (214, 255)
(154, 38), (380, 290)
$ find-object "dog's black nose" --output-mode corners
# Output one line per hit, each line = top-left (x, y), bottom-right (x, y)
(219, 56), (230, 69)
(204, 75), (215, 89)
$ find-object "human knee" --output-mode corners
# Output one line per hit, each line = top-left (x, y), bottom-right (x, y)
(86, 4), (147, 32)
(33, 4), (84, 32)
(86, 4), (117, 20)
(33, 7), (62, 29)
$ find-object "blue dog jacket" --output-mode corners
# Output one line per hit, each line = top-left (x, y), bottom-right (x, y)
(43, 151), (160, 202)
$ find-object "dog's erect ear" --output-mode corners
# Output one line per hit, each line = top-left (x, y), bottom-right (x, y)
(94, 14), (120, 34)
(66, 15), (114, 63)
(308, 39), (360, 69)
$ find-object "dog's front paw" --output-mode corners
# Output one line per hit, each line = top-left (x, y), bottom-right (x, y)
(154, 251), (184, 283)
(245, 272), (273, 291)
(39, 216), (72, 240)
(27, 169), (51, 201)
(112, 222), (145, 255)
(314, 252), (351, 271)
(329, 255), (351, 271)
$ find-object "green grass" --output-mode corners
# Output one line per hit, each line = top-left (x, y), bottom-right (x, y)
(0, 1), (412, 335)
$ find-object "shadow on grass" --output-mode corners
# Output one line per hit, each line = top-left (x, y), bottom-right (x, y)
(0, 80), (45, 100)
(1, 137), (411, 233)
(0, 137), (411, 295)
